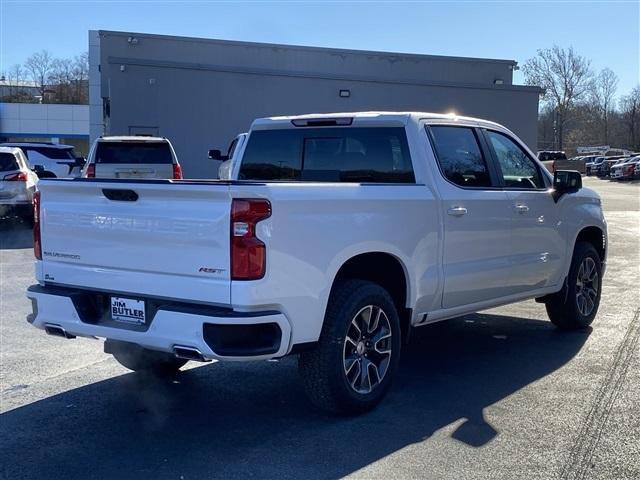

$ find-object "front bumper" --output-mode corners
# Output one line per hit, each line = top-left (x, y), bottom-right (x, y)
(27, 284), (292, 361)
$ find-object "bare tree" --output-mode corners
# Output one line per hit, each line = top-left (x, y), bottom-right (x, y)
(0, 64), (37, 103)
(20, 51), (89, 104)
(523, 45), (592, 150)
(590, 68), (618, 143)
(72, 52), (89, 103)
(49, 58), (75, 103)
(73, 52), (89, 81)
(7, 64), (26, 97)
(24, 50), (54, 102)
(619, 86), (640, 150)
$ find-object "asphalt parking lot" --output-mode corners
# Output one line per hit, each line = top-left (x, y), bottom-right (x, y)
(1, 177), (638, 480)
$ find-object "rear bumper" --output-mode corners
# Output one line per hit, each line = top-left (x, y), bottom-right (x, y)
(27, 284), (292, 361)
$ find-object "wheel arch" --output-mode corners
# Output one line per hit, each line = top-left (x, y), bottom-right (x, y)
(327, 251), (412, 342)
(574, 225), (606, 263)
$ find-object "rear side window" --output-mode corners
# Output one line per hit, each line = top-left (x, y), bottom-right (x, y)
(0, 152), (19, 172)
(239, 127), (414, 183)
(429, 126), (492, 188)
(486, 131), (545, 189)
(21, 147), (75, 161)
(94, 142), (173, 164)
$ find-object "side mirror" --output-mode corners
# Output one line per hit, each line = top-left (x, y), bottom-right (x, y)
(74, 156), (86, 168)
(552, 170), (582, 202)
(208, 149), (228, 161)
(32, 165), (45, 174)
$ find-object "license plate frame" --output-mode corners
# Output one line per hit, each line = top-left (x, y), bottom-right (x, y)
(110, 296), (146, 325)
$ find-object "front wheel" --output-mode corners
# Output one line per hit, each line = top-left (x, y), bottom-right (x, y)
(298, 280), (401, 415)
(107, 340), (188, 376)
(546, 241), (602, 330)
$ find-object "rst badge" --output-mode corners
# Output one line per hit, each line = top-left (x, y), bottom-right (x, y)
(110, 297), (146, 325)
(198, 267), (224, 274)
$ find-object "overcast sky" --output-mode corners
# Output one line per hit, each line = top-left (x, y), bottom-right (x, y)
(1, 1), (638, 96)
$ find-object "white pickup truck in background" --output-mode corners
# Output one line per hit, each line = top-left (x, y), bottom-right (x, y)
(214, 133), (248, 180)
(27, 112), (607, 414)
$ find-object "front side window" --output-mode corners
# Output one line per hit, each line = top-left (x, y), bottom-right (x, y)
(227, 138), (238, 159)
(239, 127), (414, 183)
(429, 126), (492, 188)
(486, 131), (545, 189)
(24, 147), (75, 160)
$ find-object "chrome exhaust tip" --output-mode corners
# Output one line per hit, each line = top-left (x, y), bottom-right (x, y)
(44, 323), (76, 339)
(173, 345), (209, 362)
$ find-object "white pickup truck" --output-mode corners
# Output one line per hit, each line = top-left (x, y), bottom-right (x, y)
(27, 112), (607, 414)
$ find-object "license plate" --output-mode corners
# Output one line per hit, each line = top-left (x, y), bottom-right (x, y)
(110, 296), (146, 325)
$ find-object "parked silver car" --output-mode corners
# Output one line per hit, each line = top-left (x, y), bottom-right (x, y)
(0, 147), (38, 221)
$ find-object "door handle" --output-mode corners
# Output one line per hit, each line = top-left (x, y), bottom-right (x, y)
(515, 204), (530, 214)
(447, 206), (468, 217)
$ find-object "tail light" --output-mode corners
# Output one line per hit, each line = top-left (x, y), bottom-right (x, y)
(33, 190), (42, 260)
(231, 199), (271, 280)
(173, 163), (183, 179)
(84, 164), (95, 178)
(3, 172), (27, 181)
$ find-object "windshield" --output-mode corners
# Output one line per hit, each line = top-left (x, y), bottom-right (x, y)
(94, 142), (173, 164)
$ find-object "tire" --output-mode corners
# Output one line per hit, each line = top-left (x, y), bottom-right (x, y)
(545, 241), (602, 330)
(298, 280), (402, 415)
(107, 341), (187, 376)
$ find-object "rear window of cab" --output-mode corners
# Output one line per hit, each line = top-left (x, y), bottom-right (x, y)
(94, 142), (173, 164)
(239, 127), (415, 183)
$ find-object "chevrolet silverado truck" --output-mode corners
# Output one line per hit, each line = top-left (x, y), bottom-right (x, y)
(27, 112), (607, 414)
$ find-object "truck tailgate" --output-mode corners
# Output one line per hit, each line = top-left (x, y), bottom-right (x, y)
(38, 180), (232, 305)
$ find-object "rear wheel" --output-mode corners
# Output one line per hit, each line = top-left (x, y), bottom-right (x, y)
(298, 280), (401, 415)
(545, 242), (602, 330)
(106, 341), (187, 376)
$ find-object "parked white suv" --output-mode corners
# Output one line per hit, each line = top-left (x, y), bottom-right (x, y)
(83, 136), (183, 179)
(27, 112), (607, 414)
(1, 142), (84, 178)
(0, 146), (38, 220)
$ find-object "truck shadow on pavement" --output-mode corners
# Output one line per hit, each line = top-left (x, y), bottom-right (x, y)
(0, 313), (590, 479)
(0, 218), (33, 249)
